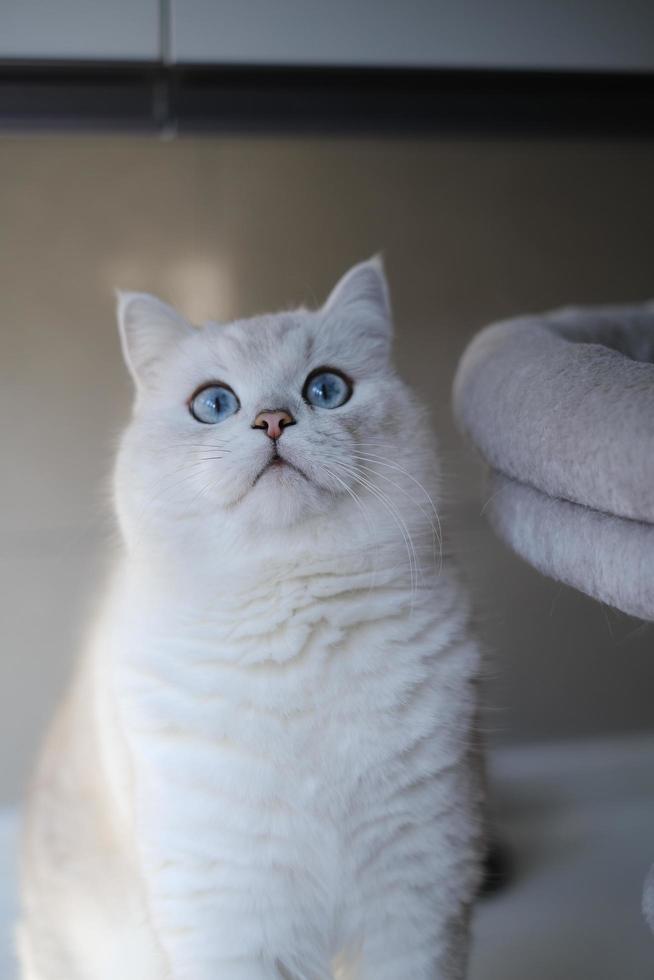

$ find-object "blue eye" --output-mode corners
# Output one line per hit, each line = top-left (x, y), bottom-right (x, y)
(304, 370), (352, 409)
(190, 384), (240, 424)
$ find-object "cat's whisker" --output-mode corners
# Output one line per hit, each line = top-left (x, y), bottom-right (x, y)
(321, 449), (432, 545)
(161, 442), (233, 453)
(323, 457), (420, 603)
(155, 458), (227, 486)
(351, 448), (441, 511)
(350, 476), (419, 605)
(316, 461), (381, 596)
(183, 455), (230, 464)
(352, 466), (442, 577)
(188, 475), (221, 510)
(350, 452), (441, 519)
(345, 453), (443, 574)
(147, 466), (218, 511)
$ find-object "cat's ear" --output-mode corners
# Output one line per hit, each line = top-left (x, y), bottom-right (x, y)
(116, 292), (192, 388)
(323, 256), (393, 358)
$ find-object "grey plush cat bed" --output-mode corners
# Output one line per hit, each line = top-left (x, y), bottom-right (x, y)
(453, 303), (654, 622)
(453, 301), (654, 923)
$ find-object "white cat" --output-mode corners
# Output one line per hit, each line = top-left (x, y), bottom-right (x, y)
(18, 260), (483, 980)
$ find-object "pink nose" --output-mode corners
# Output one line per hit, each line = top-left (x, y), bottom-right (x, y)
(252, 409), (295, 440)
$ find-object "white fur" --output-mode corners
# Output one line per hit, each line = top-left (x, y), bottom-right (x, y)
(19, 260), (483, 979)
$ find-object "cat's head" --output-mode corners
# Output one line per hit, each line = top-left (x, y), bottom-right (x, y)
(114, 259), (428, 552)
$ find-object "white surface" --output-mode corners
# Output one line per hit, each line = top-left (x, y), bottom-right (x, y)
(170, 0), (654, 71)
(470, 735), (654, 980)
(3, 735), (654, 977)
(0, 0), (160, 60)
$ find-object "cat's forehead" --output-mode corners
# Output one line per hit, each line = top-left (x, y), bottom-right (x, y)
(202, 310), (316, 370)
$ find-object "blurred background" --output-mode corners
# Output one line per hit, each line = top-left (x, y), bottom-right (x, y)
(1, 2), (654, 977)
(3, 133), (654, 798)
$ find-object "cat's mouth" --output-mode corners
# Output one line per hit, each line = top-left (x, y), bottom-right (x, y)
(252, 449), (309, 487)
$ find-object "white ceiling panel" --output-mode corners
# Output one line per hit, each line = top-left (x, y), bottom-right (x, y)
(170, 0), (654, 72)
(0, 0), (161, 61)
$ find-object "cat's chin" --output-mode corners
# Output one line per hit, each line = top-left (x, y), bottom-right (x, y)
(236, 459), (334, 530)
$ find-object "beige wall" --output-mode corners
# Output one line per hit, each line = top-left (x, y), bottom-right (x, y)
(1, 135), (653, 804)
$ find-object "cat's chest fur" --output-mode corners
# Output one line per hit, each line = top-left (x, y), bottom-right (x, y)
(111, 561), (462, 798)
(102, 559), (475, 965)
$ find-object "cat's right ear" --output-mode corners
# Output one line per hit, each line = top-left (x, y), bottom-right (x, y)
(116, 292), (192, 389)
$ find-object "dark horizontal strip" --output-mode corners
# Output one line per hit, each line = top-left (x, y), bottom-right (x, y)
(0, 62), (653, 136)
(172, 65), (654, 137)
(0, 63), (163, 130)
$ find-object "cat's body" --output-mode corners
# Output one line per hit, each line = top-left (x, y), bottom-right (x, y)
(19, 261), (483, 979)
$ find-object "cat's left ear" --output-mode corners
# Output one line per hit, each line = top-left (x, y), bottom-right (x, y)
(116, 292), (193, 389)
(322, 257), (393, 359)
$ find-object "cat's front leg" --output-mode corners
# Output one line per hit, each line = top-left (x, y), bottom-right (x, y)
(181, 958), (280, 980)
(157, 946), (328, 980)
(358, 899), (473, 980)
(144, 869), (333, 980)
(355, 804), (482, 980)
(153, 944), (283, 980)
